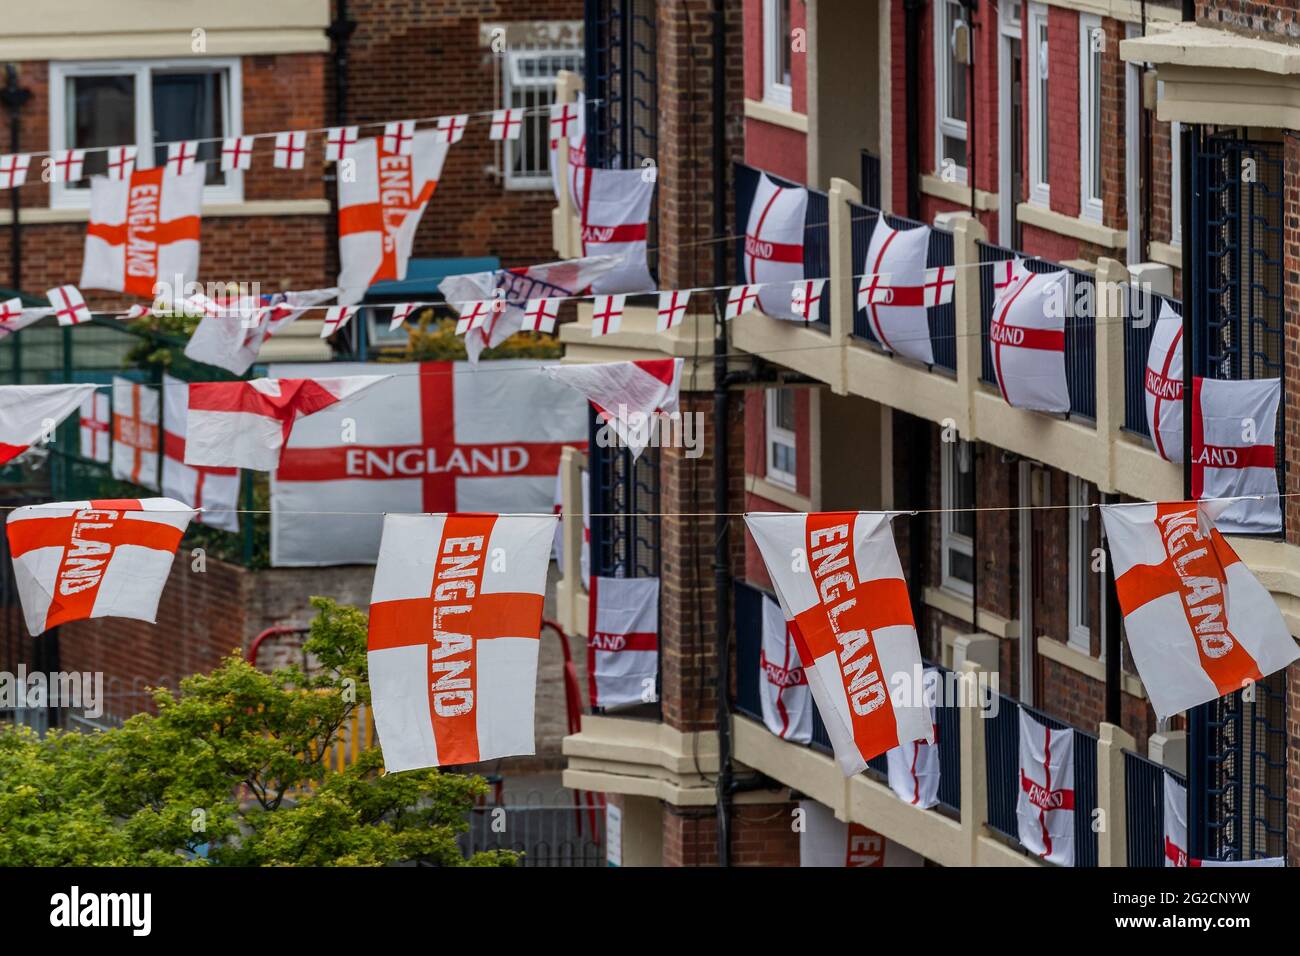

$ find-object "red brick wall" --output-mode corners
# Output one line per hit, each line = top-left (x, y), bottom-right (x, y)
(1283, 132), (1300, 547)
(742, 0), (808, 182)
(1198, 0), (1300, 33)
(661, 800), (799, 866)
(1046, 7), (1080, 220)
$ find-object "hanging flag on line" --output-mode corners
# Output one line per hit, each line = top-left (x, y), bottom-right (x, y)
(50, 149), (86, 183)
(0, 297), (49, 339)
(489, 108), (524, 141)
(792, 278), (826, 323)
(590, 294), (626, 337)
(79, 391), (111, 464)
(320, 305), (359, 338)
(1017, 708), (1076, 866)
(106, 146), (138, 180)
(1144, 301), (1184, 463)
(183, 287), (339, 375)
(656, 290), (689, 331)
(1191, 376), (1282, 534)
(273, 130), (307, 169)
(546, 358), (682, 460)
(726, 283), (762, 321)
(165, 141), (199, 176)
(0, 153), (31, 188)
(47, 286), (92, 326)
(858, 217), (936, 364)
(521, 297), (560, 333)
(435, 114), (469, 144)
(162, 375), (239, 534)
(388, 302), (418, 331)
(325, 126), (359, 162)
(110, 377), (160, 491)
(588, 575), (659, 710)
(759, 592), (812, 744)
(221, 136), (255, 172)
(885, 666), (941, 810)
(0, 383), (98, 464)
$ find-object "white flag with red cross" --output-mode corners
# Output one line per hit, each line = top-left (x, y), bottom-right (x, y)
(325, 126), (358, 162)
(744, 511), (933, 775)
(521, 297), (561, 334)
(6, 497), (196, 637)
(656, 290), (690, 331)
(1100, 500), (1299, 720)
(0, 153), (31, 188)
(1191, 376), (1282, 534)
(1145, 302), (1184, 463)
(726, 283), (762, 321)
(572, 167), (656, 294)
(549, 94), (586, 204)
(489, 108), (525, 141)
(759, 592), (812, 744)
(989, 262), (1070, 413)
(46, 286), (92, 326)
(0, 297), (50, 339)
(791, 278), (826, 323)
(165, 141), (199, 176)
(1016, 708), (1076, 865)
(799, 800), (925, 867)
(110, 377), (160, 491)
(885, 665), (941, 809)
(588, 575), (659, 709)
(0, 383), (99, 464)
(161, 375), (239, 534)
(268, 360), (588, 567)
(106, 146), (137, 180)
(367, 511), (556, 771)
(435, 114), (469, 144)
(589, 294), (625, 336)
(273, 131), (307, 169)
(858, 217), (937, 365)
(80, 165), (204, 298)
(546, 358), (682, 460)
(186, 375), (387, 472)
(743, 172), (807, 322)
(320, 305), (359, 338)
(1163, 773), (1188, 867)
(50, 149), (86, 183)
(183, 287), (339, 375)
(220, 136), (255, 171)
(337, 131), (448, 304)
(79, 391), (111, 463)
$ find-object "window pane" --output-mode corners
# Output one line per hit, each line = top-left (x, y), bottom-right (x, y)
(948, 547), (974, 584)
(774, 389), (795, 430)
(943, 134), (967, 170)
(505, 50), (582, 185)
(152, 71), (226, 185)
(947, 4), (966, 123)
(951, 441), (975, 536)
(1090, 48), (1102, 201)
(1038, 28), (1050, 180)
(773, 442), (796, 478)
(778, 1), (792, 87)
(67, 75), (135, 184)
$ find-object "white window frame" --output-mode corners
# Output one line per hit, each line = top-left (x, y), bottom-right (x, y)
(765, 389), (797, 489)
(763, 0), (793, 109)
(500, 47), (582, 191)
(1078, 15), (1104, 223)
(1067, 475), (1093, 656)
(48, 58), (243, 209)
(1027, 3), (1051, 207)
(940, 438), (974, 597)
(1124, 24), (1142, 263)
(997, 1), (1022, 245)
(934, 0), (969, 184)
(1161, 81), (1183, 248)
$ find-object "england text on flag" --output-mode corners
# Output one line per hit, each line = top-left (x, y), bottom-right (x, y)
(743, 171), (807, 321)
(587, 575), (659, 709)
(1016, 708), (1075, 865)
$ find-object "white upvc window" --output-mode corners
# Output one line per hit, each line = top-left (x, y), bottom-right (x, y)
(934, 0), (969, 181)
(1078, 15), (1104, 222)
(1161, 81), (1183, 248)
(765, 388), (797, 489)
(1124, 23), (1142, 263)
(1068, 475), (1094, 655)
(48, 59), (243, 208)
(501, 47), (583, 190)
(1027, 3), (1051, 206)
(763, 0), (793, 109)
(941, 438), (975, 596)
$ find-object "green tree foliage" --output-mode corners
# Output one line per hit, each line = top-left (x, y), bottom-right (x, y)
(0, 598), (516, 867)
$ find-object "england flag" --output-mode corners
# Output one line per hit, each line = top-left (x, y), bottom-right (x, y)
(587, 575), (659, 709)
(1191, 376), (1282, 533)
(743, 172), (807, 322)
(1016, 709), (1076, 865)
(885, 666), (941, 809)
(799, 800), (925, 867)
(162, 375), (240, 533)
(573, 167), (656, 294)
(758, 592), (812, 744)
(0, 384), (99, 465)
(858, 217), (935, 365)
(989, 263), (1071, 413)
(1144, 301), (1184, 462)
(110, 377), (160, 491)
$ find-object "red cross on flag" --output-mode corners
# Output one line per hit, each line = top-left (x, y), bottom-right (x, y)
(46, 285), (92, 326)
(325, 126), (359, 162)
(656, 290), (689, 332)
(435, 113), (469, 144)
(726, 283), (762, 320)
(186, 375), (387, 472)
(791, 278), (826, 323)
(110, 377), (160, 491)
(759, 592), (812, 744)
(79, 391), (111, 463)
(0, 153), (30, 188)
(589, 294), (626, 336)
(382, 120), (415, 156)
(320, 305), (359, 338)
(546, 358), (682, 460)
(743, 172), (808, 321)
(165, 141), (199, 176)
(588, 575), (659, 709)
(80, 165), (203, 297)
(1191, 376), (1282, 533)
(0, 297), (48, 340)
(521, 297), (560, 334)
(6, 497), (195, 637)
(268, 360), (588, 566)
(573, 167), (656, 294)
(220, 136), (254, 171)
(337, 131), (448, 303)
(162, 375), (239, 534)
(388, 302), (418, 331)
(106, 146), (137, 180)
(273, 130), (307, 169)
(1144, 302), (1184, 463)
(745, 511), (933, 775)
(1163, 773), (1188, 867)
(367, 511), (556, 770)
(183, 288), (338, 376)
(489, 108), (524, 141)
(1100, 500), (1299, 720)
(859, 217), (936, 364)
(1017, 709), (1075, 865)
(798, 800), (925, 867)
(453, 299), (501, 336)
(989, 262), (1070, 413)
(50, 149), (86, 183)
(549, 94), (586, 204)
(885, 666), (941, 809)
(0, 384), (98, 464)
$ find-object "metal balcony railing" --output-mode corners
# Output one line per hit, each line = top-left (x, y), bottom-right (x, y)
(1122, 286), (1183, 443)
(1124, 750), (1185, 867)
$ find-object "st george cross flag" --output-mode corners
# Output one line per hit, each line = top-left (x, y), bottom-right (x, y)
(588, 575), (659, 709)
(1191, 376), (1282, 534)
(110, 377), (160, 491)
(573, 167), (656, 294)
(743, 172), (808, 321)
(552, 465), (592, 580)
(745, 511), (932, 775)
(0, 299), (50, 339)
(268, 360), (588, 567)
(1017, 708), (1076, 865)
(79, 391), (111, 463)
(859, 217), (935, 365)
(161, 375), (239, 534)
(759, 592), (812, 744)
(1163, 773), (1188, 867)
(183, 287), (339, 375)
(6, 497), (195, 637)
(1099, 500), (1299, 720)
(0, 383), (99, 464)
(367, 512), (556, 771)
(186, 375), (387, 472)
(545, 358), (683, 460)
(885, 665), (941, 809)
(337, 131), (448, 304)
(798, 800), (925, 867)
(550, 94), (586, 204)
(1144, 301), (1184, 463)
(47, 285), (92, 326)
(80, 165), (204, 298)
(989, 263), (1071, 413)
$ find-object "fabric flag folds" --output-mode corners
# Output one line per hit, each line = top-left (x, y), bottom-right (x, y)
(989, 263), (1070, 413)
(587, 575), (659, 709)
(79, 391), (111, 463)
(885, 665), (941, 809)
(798, 800), (925, 867)
(367, 512), (556, 771)
(573, 167), (656, 294)
(110, 377), (160, 490)
(858, 217), (935, 365)
(1191, 376), (1282, 533)
(745, 511), (932, 775)
(184, 287), (339, 376)
(743, 171), (807, 321)
(549, 93), (586, 204)
(0, 383), (99, 464)
(1144, 301), (1184, 463)
(1099, 500), (1299, 720)
(545, 358), (682, 461)
(161, 375), (239, 533)
(6, 497), (195, 636)
(1017, 708), (1076, 865)
(759, 592), (812, 744)
(1163, 773), (1188, 867)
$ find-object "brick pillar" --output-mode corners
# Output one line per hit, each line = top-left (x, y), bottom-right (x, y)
(1283, 132), (1300, 545)
(731, 801), (801, 866)
(662, 805), (719, 867)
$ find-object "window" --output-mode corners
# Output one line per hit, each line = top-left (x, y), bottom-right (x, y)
(48, 59), (242, 208)
(941, 438), (975, 595)
(501, 48), (583, 190)
(1078, 15), (1103, 222)
(1027, 4), (1050, 206)
(934, 0), (969, 178)
(1068, 476), (1093, 655)
(763, 0), (793, 109)
(1161, 81), (1183, 248)
(765, 388), (797, 489)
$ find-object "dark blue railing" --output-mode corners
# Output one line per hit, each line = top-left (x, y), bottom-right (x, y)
(1123, 287), (1182, 441)
(1125, 751), (1185, 867)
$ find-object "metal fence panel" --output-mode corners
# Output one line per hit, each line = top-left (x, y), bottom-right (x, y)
(1123, 287), (1182, 441)
(1125, 751), (1185, 867)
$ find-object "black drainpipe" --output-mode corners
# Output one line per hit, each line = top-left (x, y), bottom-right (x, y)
(903, 0), (924, 219)
(327, 2), (356, 350)
(2, 65), (31, 290)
